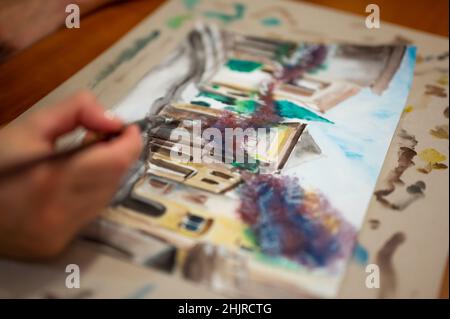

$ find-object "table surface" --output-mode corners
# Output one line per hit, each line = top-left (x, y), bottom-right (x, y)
(0, 0), (447, 298)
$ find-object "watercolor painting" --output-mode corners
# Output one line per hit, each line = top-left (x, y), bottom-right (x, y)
(87, 24), (416, 298)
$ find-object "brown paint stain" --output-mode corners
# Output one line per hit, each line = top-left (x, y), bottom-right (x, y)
(406, 181), (426, 195)
(433, 163), (449, 170)
(430, 124), (449, 139)
(425, 84), (447, 98)
(377, 232), (406, 299)
(374, 129), (418, 210)
(369, 219), (380, 230)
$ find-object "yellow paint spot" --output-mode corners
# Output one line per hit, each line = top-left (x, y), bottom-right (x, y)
(437, 75), (449, 86)
(418, 148), (446, 164)
(416, 55), (424, 64)
(403, 105), (414, 114)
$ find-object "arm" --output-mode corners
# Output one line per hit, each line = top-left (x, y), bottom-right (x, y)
(0, 0), (116, 62)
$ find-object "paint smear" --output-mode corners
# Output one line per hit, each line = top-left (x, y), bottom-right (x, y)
(226, 100), (260, 114)
(198, 90), (235, 105)
(369, 219), (380, 230)
(377, 232), (406, 299)
(237, 174), (356, 268)
(167, 14), (192, 29)
(91, 30), (160, 88)
(430, 124), (449, 139)
(388, 180), (427, 210)
(417, 148), (448, 174)
(261, 17), (281, 26)
(353, 243), (369, 265)
(191, 100), (211, 107)
(226, 58), (263, 72)
(275, 100), (333, 124)
(183, 0), (199, 10)
(437, 75), (449, 86)
(204, 3), (246, 24)
(210, 85), (281, 131)
(402, 105), (414, 114)
(406, 180), (426, 194)
(374, 129), (419, 210)
(232, 160), (260, 173)
(425, 84), (447, 98)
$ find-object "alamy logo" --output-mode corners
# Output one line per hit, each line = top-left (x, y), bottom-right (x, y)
(65, 4), (80, 29)
(65, 264), (80, 288)
(365, 4), (380, 29)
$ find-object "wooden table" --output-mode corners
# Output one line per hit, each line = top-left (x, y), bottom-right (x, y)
(0, 0), (447, 298)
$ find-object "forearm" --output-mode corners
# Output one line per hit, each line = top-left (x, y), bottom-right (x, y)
(0, 0), (115, 62)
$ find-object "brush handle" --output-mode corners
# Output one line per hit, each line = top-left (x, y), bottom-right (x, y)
(0, 116), (169, 180)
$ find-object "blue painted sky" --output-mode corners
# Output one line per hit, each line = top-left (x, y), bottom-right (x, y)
(284, 46), (416, 227)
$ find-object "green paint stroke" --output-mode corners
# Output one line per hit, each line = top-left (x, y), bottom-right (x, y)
(232, 160), (260, 173)
(198, 91), (235, 105)
(353, 243), (369, 266)
(261, 17), (281, 26)
(275, 43), (295, 62)
(275, 100), (333, 124)
(183, 0), (199, 10)
(307, 63), (328, 75)
(92, 30), (160, 88)
(233, 100), (260, 114)
(204, 3), (246, 24)
(243, 227), (258, 246)
(167, 14), (192, 29)
(226, 59), (263, 72)
(191, 100), (210, 107)
(254, 252), (302, 271)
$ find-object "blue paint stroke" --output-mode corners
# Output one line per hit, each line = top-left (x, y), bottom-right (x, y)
(353, 243), (369, 265)
(372, 109), (394, 119)
(315, 45), (417, 185)
(238, 175), (356, 268)
(344, 151), (363, 160)
(183, 0), (199, 10)
(204, 3), (246, 24)
(261, 17), (281, 26)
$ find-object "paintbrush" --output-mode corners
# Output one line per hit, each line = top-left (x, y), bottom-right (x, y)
(0, 115), (174, 180)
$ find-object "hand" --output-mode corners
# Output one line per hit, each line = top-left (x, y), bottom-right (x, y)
(0, 91), (142, 259)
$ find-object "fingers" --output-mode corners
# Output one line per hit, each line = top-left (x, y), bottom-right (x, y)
(70, 124), (143, 191)
(33, 91), (124, 141)
(83, 124), (143, 171)
(55, 125), (142, 229)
